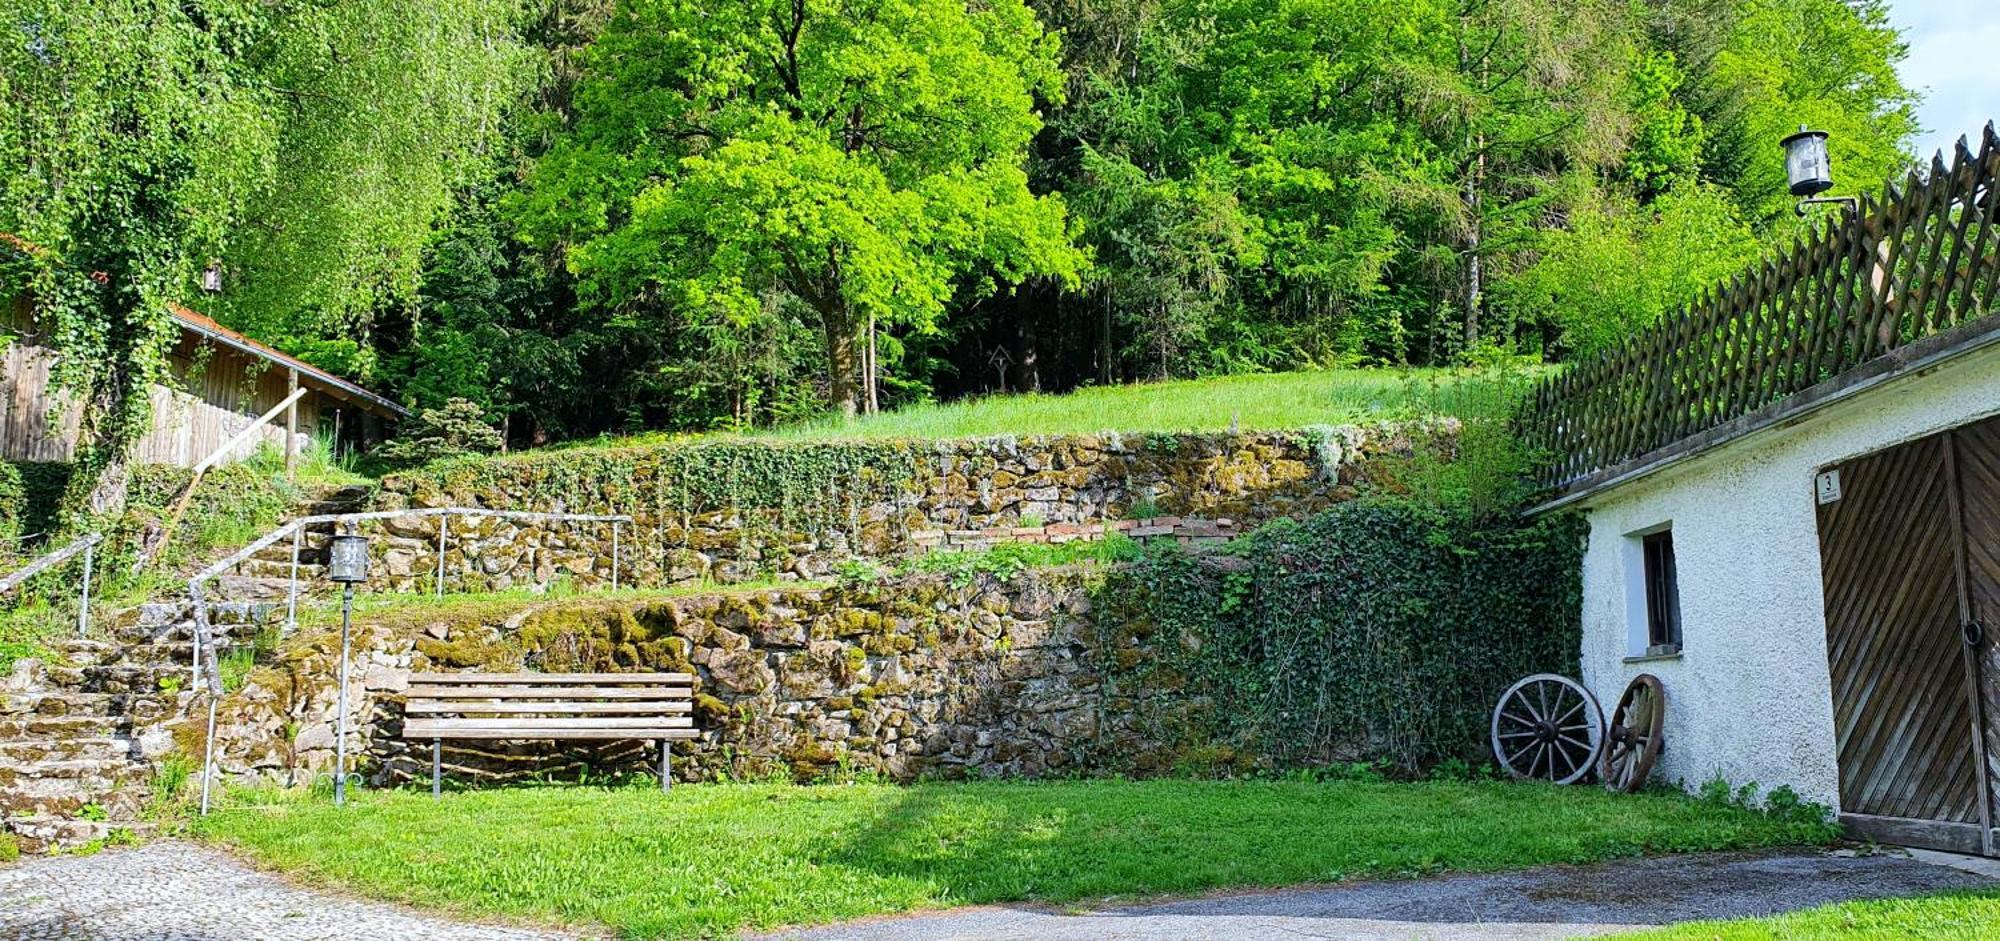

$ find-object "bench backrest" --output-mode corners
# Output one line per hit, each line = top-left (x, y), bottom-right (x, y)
(403, 672), (697, 741)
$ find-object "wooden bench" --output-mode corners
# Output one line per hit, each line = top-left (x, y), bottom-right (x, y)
(403, 672), (697, 796)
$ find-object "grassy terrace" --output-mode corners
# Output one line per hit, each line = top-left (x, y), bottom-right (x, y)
(561, 367), (1487, 448)
(197, 779), (1836, 940)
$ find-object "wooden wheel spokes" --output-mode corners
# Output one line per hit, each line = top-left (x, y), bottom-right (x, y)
(1491, 673), (1605, 785)
(1601, 673), (1667, 793)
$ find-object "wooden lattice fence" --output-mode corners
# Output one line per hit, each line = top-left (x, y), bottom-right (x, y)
(1521, 123), (2000, 493)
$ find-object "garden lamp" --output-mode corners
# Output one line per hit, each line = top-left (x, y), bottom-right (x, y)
(327, 531), (370, 807)
(1783, 125), (1857, 217)
(201, 260), (223, 294)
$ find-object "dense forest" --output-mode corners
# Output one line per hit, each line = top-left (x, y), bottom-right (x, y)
(2, 0), (1918, 458)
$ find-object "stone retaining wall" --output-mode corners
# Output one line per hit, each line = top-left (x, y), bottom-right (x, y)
(353, 427), (1433, 593)
(201, 567), (1186, 786)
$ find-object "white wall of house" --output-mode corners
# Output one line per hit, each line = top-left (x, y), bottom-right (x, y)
(1575, 342), (2000, 809)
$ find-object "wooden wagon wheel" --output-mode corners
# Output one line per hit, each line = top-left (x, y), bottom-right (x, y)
(1600, 674), (1666, 793)
(1490, 674), (1604, 785)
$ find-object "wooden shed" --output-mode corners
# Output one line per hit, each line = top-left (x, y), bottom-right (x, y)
(1, 292), (406, 467)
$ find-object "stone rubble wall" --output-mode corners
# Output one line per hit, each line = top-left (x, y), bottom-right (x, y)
(351, 427), (1428, 594)
(203, 568), (1197, 787)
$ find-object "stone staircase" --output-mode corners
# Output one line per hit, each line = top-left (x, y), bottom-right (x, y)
(199, 483), (374, 603)
(0, 485), (368, 853)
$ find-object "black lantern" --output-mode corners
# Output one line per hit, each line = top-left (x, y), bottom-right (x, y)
(201, 260), (223, 294)
(327, 533), (371, 583)
(1782, 126), (1834, 197)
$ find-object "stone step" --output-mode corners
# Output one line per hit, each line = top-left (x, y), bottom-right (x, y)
(15, 690), (192, 723)
(2, 815), (158, 854)
(0, 714), (126, 740)
(211, 574), (299, 602)
(0, 736), (135, 763)
(53, 639), (195, 668)
(234, 557), (328, 580)
(0, 770), (149, 819)
(44, 663), (190, 695)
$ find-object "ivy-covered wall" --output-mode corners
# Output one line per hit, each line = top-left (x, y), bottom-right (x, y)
(369, 427), (1426, 589)
(1095, 503), (1590, 772)
(200, 500), (1583, 785)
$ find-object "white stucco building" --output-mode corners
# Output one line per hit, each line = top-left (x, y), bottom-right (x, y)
(1542, 324), (2000, 856)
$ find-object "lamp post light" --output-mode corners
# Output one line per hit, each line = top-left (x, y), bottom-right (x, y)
(1783, 125), (1858, 218)
(327, 531), (370, 807)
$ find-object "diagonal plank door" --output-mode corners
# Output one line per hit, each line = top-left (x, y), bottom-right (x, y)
(1950, 415), (2000, 844)
(1816, 431), (1989, 853)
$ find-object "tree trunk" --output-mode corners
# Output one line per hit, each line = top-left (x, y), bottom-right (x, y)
(1457, 17), (1485, 354)
(864, 312), (880, 414)
(1020, 305), (1041, 394)
(1099, 292), (1113, 385)
(822, 305), (860, 418)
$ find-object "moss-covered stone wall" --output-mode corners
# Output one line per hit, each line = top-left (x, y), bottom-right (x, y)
(363, 427), (1429, 592)
(207, 568), (1125, 785)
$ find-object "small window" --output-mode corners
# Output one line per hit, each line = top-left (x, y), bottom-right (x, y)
(1642, 529), (1682, 654)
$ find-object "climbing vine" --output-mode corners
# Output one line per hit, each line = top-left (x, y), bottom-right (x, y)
(1096, 500), (1587, 773)
(0, 0), (527, 515)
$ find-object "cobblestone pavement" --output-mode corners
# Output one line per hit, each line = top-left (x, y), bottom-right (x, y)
(0, 841), (585, 941)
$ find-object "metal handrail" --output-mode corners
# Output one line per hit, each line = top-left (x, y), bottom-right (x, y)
(190, 505), (632, 813)
(0, 531), (102, 637)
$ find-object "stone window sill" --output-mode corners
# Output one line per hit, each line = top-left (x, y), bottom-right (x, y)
(1623, 650), (1683, 664)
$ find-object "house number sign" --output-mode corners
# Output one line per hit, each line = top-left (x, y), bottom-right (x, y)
(1816, 469), (1842, 505)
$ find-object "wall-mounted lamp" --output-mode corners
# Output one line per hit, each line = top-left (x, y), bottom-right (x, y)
(1783, 125), (1858, 218)
(201, 260), (223, 294)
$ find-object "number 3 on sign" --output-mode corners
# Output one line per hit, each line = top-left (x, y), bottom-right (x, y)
(1816, 469), (1842, 505)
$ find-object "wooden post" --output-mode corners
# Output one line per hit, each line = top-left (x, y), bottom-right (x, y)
(284, 368), (299, 479)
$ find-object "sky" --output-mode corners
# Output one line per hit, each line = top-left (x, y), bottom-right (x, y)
(1887, 0), (2000, 158)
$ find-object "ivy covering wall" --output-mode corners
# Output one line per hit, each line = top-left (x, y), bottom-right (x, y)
(1096, 501), (1587, 773)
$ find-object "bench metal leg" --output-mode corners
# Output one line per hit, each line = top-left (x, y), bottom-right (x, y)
(659, 739), (671, 793)
(432, 738), (442, 799)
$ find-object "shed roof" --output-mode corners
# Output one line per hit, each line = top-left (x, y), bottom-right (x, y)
(2, 232), (407, 420)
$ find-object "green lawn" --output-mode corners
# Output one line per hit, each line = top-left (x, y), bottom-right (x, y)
(563, 368), (1495, 449)
(197, 779), (1834, 939)
(760, 369), (1454, 439)
(1607, 889), (2000, 939)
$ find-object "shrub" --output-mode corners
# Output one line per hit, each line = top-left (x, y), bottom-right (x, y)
(375, 397), (503, 470)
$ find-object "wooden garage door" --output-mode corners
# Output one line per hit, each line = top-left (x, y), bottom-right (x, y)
(1953, 417), (2000, 834)
(1816, 427), (1993, 854)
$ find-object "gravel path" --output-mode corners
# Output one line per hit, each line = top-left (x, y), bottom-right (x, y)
(0, 842), (1989, 941)
(0, 841), (583, 941)
(756, 848), (1996, 941)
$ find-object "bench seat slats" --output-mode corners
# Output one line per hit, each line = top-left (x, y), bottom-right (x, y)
(405, 686), (690, 700)
(411, 725), (701, 741)
(407, 716), (695, 734)
(403, 701), (693, 715)
(408, 672), (694, 684)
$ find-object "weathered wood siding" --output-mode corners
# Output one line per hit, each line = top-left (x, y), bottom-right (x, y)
(1, 294), (321, 465)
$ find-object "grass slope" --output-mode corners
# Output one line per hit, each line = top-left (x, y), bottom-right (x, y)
(555, 368), (1478, 450)
(1608, 889), (2000, 939)
(198, 779), (1834, 939)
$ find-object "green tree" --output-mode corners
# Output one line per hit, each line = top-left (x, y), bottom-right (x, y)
(514, 0), (1087, 419)
(0, 0), (526, 512)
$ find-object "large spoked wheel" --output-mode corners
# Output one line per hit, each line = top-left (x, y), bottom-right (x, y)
(1490, 674), (1605, 785)
(1600, 674), (1666, 793)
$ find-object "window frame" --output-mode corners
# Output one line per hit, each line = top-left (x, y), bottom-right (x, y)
(1640, 528), (1682, 655)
